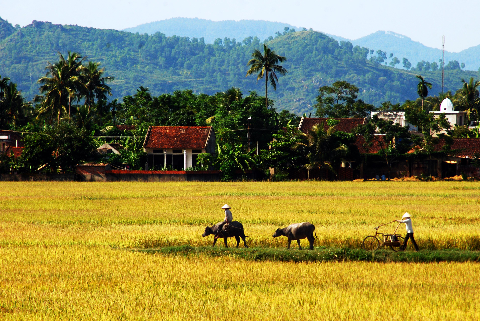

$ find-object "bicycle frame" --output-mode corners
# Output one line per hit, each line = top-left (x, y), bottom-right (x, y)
(362, 222), (403, 251)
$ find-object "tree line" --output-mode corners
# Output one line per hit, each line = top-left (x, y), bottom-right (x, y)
(1, 43), (480, 180)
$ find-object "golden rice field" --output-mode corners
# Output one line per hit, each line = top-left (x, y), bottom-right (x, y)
(0, 181), (479, 320)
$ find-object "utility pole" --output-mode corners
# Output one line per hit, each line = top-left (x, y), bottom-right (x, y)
(442, 36), (445, 94)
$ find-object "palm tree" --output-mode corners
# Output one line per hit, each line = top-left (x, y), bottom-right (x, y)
(81, 61), (113, 112)
(246, 44), (287, 109)
(460, 77), (480, 121)
(38, 52), (85, 123)
(305, 121), (351, 179)
(0, 75), (10, 94)
(416, 75), (432, 110)
(0, 82), (26, 128)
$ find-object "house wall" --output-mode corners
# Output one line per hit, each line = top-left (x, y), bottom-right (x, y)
(76, 164), (109, 181)
(145, 148), (206, 170)
(105, 170), (221, 182)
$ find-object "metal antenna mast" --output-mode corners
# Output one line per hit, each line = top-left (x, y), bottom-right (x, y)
(442, 35), (445, 94)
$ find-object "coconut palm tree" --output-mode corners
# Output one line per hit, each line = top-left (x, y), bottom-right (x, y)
(38, 52), (85, 123)
(81, 61), (113, 112)
(246, 44), (287, 109)
(0, 82), (26, 128)
(460, 77), (480, 121)
(0, 75), (9, 94)
(416, 75), (432, 110)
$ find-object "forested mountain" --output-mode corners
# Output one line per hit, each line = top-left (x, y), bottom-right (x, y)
(348, 31), (480, 71)
(124, 18), (299, 44)
(126, 18), (480, 71)
(0, 18), (478, 115)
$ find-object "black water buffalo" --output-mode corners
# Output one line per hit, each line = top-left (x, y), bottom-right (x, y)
(273, 222), (316, 250)
(202, 221), (248, 248)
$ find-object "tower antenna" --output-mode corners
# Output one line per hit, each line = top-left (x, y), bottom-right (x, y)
(442, 35), (445, 94)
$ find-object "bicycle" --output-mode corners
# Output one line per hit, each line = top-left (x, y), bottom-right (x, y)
(362, 222), (404, 251)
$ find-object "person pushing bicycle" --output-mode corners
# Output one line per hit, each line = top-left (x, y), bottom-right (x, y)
(394, 212), (419, 251)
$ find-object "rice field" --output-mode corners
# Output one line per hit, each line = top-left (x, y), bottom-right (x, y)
(0, 181), (479, 320)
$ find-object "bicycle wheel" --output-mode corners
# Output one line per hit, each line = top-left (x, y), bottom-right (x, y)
(362, 236), (380, 251)
(390, 236), (404, 252)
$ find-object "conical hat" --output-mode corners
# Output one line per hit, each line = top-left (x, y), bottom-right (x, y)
(222, 204), (231, 209)
(402, 212), (411, 219)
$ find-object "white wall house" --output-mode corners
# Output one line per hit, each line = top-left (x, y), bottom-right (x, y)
(430, 98), (467, 134)
(370, 111), (418, 131)
(143, 126), (216, 171)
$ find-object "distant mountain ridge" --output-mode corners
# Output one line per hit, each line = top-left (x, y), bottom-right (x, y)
(124, 18), (301, 43)
(347, 31), (480, 71)
(126, 18), (480, 71)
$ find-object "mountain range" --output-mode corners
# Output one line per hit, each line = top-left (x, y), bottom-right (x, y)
(0, 17), (478, 116)
(126, 18), (480, 71)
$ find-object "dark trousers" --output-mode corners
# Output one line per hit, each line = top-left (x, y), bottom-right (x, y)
(402, 233), (419, 251)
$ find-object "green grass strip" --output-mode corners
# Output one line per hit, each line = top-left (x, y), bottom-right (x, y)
(131, 245), (480, 263)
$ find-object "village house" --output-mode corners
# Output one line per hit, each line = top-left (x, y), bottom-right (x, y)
(430, 98), (467, 134)
(297, 117), (480, 180)
(0, 130), (23, 158)
(370, 111), (418, 131)
(143, 126), (216, 170)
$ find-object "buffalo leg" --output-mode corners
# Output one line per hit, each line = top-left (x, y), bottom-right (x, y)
(235, 236), (240, 248)
(242, 236), (248, 248)
(307, 235), (315, 250)
(212, 237), (218, 247)
(223, 237), (228, 248)
(287, 239), (291, 249)
(297, 239), (302, 250)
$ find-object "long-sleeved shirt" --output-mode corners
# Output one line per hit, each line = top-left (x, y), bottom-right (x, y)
(398, 218), (414, 233)
(224, 209), (233, 223)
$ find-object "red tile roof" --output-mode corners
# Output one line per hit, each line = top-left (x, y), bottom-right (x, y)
(435, 138), (480, 158)
(354, 135), (386, 154)
(143, 126), (213, 149)
(4, 146), (23, 158)
(116, 125), (136, 131)
(298, 118), (365, 134)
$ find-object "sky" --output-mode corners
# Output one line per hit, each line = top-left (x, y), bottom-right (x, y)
(1, 0), (479, 53)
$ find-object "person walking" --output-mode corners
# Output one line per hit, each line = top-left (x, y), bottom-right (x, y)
(394, 212), (419, 251)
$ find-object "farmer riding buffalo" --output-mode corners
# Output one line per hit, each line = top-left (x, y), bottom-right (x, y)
(202, 204), (248, 248)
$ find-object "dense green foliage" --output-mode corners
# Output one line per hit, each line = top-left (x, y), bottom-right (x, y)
(0, 18), (478, 115)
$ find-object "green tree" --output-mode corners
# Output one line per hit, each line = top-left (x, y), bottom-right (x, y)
(456, 77), (480, 121)
(314, 80), (374, 118)
(214, 142), (256, 181)
(402, 58), (412, 70)
(246, 44), (287, 109)
(405, 103), (451, 154)
(305, 119), (358, 178)
(81, 61), (114, 113)
(356, 115), (411, 179)
(416, 75), (432, 110)
(37, 52), (85, 123)
(266, 121), (307, 177)
(389, 57), (400, 68)
(20, 121), (96, 173)
(0, 81), (29, 128)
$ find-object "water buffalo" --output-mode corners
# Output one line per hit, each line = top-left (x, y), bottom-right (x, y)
(272, 222), (316, 250)
(202, 221), (248, 248)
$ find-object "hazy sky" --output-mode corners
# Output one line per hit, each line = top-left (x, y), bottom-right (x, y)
(1, 0), (479, 52)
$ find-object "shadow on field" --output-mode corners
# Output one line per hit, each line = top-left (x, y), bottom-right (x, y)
(128, 246), (480, 263)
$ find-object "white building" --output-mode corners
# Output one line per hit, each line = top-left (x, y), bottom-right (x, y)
(370, 111), (418, 131)
(430, 98), (467, 133)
